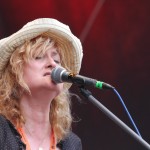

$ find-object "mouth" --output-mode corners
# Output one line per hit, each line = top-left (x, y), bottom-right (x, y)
(43, 72), (51, 76)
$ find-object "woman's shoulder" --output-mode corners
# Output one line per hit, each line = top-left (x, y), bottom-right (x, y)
(57, 132), (82, 150)
(0, 114), (25, 149)
(0, 114), (6, 122)
(64, 132), (81, 142)
(0, 114), (8, 129)
(0, 114), (15, 130)
(0, 114), (16, 137)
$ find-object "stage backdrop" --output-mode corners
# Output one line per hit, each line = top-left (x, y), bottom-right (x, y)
(0, 0), (150, 149)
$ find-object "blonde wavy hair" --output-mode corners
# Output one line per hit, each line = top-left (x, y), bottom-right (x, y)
(0, 35), (72, 141)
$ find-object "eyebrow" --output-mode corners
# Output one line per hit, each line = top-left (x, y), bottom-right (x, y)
(51, 51), (59, 56)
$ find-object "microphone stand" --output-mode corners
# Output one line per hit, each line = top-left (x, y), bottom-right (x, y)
(79, 87), (150, 150)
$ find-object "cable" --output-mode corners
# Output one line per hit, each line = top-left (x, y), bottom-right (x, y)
(112, 88), (142, 138)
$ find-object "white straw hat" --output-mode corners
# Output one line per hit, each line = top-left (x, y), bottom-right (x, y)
(0, 18), (83, 89)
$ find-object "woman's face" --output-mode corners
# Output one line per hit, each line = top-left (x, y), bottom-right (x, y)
(23, 47), (64, 95)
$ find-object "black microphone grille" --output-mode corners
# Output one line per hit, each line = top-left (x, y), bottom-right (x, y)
(51, 66), (66, 83)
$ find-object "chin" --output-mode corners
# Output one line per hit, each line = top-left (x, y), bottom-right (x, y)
(45, 83), (63, 92)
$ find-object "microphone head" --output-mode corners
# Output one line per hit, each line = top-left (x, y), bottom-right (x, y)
(51, 66), (66, 83)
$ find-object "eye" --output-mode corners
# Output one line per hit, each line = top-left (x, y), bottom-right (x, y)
(35, 56), (42, 60)
(54, 60), (60, 64)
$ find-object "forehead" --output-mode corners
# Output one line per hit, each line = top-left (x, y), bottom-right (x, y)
(47, 47), (60, 56)
(31, 37), (64, 61)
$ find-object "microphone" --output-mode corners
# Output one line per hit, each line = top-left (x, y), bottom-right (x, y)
(51, 66), (114, 90)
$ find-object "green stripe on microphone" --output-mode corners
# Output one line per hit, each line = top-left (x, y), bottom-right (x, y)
(96, 81), (103, 89)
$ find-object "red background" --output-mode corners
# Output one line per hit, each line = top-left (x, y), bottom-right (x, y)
(0, 0), (150, 149)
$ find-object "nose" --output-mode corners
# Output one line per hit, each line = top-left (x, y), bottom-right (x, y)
(46, 56), (57, 69)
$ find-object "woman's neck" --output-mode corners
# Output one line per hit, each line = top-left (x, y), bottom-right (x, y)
(19, 93), (53, 150)
(20, 91), (53, 129)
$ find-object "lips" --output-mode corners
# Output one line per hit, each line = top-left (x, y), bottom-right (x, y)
(44, 72), (50, 76)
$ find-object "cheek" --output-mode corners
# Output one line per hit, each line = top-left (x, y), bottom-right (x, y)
(23, 71), (34, 87)
(61, 83), (64, 90)
(58, 83), (64, 91)
(56, 83), (64, 94)
(23, 65), (38, 86)
(23, 67), (32, 80)
(23, 61), (40, 77)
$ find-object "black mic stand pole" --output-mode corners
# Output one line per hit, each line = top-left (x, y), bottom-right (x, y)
(79, 87), (150, 150)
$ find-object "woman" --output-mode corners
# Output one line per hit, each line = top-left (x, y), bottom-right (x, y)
(0, 18), (83, 150)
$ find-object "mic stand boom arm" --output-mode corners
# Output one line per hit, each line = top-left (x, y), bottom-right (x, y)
(79, 87), (150, 150)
